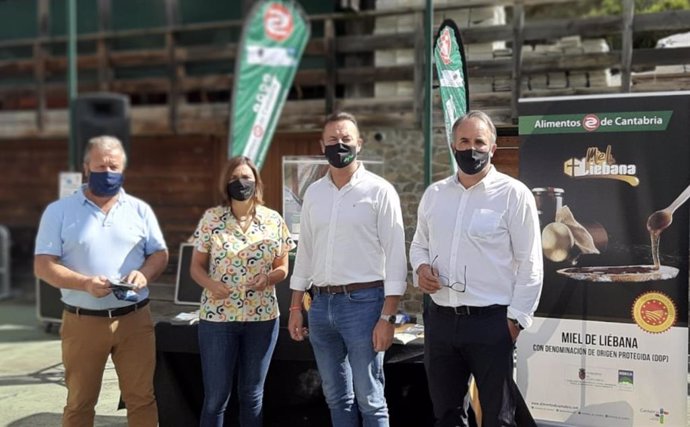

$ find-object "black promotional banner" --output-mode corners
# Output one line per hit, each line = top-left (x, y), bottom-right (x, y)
(516, 92), (689, 426)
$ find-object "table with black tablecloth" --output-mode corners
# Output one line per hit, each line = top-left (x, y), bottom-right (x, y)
(154, 322), (434, 427)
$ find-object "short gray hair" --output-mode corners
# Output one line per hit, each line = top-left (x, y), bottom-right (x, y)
(451, 111), (497, 145)
(83, 136), (127, 167)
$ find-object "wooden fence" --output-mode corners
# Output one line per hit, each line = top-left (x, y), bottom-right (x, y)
(0, 0), (689, 135)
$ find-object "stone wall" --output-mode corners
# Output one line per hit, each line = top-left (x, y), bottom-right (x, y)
(360, 127), (454, 315)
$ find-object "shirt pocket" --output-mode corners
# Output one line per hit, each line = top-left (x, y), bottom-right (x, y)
(467, 208), (504, 239)
(341, 197), (377, 227)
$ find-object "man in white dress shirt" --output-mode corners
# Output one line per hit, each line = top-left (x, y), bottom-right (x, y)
(410, 111), (543, 427)
(288, 112), (408, 427)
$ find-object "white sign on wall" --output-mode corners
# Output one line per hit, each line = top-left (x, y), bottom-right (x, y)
(59, 172), (82, 199)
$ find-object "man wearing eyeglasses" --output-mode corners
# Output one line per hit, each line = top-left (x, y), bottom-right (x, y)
(410, 111), (543, 427)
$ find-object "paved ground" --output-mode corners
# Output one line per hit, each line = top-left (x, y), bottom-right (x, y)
(0, 299), (126, 426)
(1, 282), (689, 427)
(0, 280), (182, 427)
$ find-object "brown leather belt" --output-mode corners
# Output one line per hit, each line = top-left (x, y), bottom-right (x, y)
(64, 299), (150, 318)
(312, 280), (383, 295)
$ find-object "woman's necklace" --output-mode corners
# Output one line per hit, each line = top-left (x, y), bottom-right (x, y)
(236, 215), (252, 225)
(231, 205), (254, 228)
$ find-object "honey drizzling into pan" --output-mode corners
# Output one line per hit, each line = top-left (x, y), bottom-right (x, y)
(646, 210), (672, 270)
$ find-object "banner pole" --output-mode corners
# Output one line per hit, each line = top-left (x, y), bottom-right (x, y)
(422, 0), (434, 312)
(423, 0), (433, 187)
(67, 0), (78, 171)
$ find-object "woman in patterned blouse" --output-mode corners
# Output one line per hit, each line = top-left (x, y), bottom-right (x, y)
(190, 156), (295, 427)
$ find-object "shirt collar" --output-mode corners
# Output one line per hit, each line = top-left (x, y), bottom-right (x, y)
(254, 204), (268, 221)
(226, 203), (266, 226)
(79, 184), (127, 206)
(326, 161), (366, 188)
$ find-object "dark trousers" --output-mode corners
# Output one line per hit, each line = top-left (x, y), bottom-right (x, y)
(424, 302), (521, 427)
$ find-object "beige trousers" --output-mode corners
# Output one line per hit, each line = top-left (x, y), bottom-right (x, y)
(60, 305), (157, 427)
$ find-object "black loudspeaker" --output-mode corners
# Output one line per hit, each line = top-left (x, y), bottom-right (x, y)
(72, 93), (131, 162)
(36, 278), (63, 324)
(174, 243), (201, 306)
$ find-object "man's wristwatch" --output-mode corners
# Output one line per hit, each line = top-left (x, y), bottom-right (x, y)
(380, 314), (396, 325)
(509, 318), (524, 330)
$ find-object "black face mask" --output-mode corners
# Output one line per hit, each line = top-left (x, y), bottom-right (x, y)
(324, 142), (357, 169)
(454, 149), (490, 175)
(227, 179), (256, 201)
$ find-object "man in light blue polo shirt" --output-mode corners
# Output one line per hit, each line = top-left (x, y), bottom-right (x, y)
(34, 135), (168, 427)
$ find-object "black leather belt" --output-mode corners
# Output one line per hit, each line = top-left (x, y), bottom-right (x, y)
(432, 302), (506, 316)
(64, 299), (150, 318)
(313, 280), (384, 295)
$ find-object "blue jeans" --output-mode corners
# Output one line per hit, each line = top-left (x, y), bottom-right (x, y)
(308, 287), (389, 427)
(198, 318), (279, 427)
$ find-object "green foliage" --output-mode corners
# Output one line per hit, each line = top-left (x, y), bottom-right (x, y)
(590, 0), (690, 49)
(589, 0), (690, 16)
(527, 0), (690, 20)
(527, 0), (690, 50)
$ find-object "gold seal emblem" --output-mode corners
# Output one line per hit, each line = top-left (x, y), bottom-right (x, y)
(632, 292), (676, 334)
